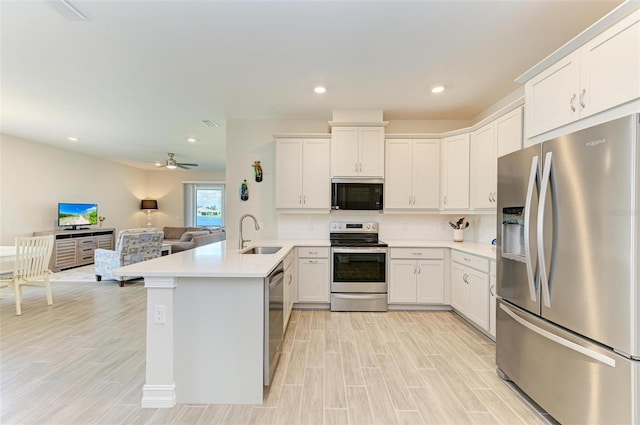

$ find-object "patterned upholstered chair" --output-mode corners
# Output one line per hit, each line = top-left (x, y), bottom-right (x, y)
(94, 228), (164, 287)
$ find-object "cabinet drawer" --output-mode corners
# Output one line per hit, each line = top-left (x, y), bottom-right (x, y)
(390, 247), (444, 259)
(451, 250), (489, 273)
(76, 236), (97, 249)
(297, 247), (329, 258)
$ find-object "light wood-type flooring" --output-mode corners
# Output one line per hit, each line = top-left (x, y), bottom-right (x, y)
(0, 279), (551, 425)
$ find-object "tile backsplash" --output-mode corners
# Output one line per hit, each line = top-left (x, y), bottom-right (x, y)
(277, 212), (497, 244)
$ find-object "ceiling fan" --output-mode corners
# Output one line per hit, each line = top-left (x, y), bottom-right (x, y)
(155, 153), (198, 170)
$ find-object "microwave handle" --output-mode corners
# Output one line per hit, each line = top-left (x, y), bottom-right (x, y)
(331, 183), (338, 209)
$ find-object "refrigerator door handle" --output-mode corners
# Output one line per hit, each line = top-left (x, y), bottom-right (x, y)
(537, 151), (553, 308)
(500, 303), (616, 367)
(524, 155), (539, 302)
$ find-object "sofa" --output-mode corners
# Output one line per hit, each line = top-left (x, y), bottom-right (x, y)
(95, 228), (164, 287)
(162, 227), (225, 253)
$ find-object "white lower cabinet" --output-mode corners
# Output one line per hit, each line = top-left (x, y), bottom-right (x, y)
(283, 250), (296, 332)
(388, 248), (445, 304)
(450, 251), (490, 333)
(297, 247), (330, 303)
(489, 260), (497, 338)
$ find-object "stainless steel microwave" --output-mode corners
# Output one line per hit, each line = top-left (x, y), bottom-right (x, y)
(331, 179), (383, 211)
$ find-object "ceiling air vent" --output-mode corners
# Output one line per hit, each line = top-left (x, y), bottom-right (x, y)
(200, 120), (219, 128)
(44, 0), (87, 20)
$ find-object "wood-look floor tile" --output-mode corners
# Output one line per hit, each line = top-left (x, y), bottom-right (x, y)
(169, 405), (207, 425)
(306, 330), (325, 368)
(284, 340), (308, 385)
(395, 410), (425, 425)
(249, 407), (277, 425)
(324, 321), (341, 353)
(299, 368), (324, 425)
(386, 343), (425, 388)
(353, 330), (378, 368)
(223, 404), (255, 425)
(477, 371), (548, 425)
(473, 388), (527, 425)
(295, 314), (312, 341)
(364, 322), (389, 354)
(340, 340), (364, 386)
(376, 353), (416, 411)
(345, 386), (374, 425)
(429, 355), (488, 412)
(195, 404), (230, 425)
(324, 409), (349, 425)
(324, 352), (347, 409)
(311, 310), (326, 330)
(275, 385), (303, 425)
(418, 369), (474, 424)
(361, 367), (399, 425)
(395, 331), (434, 369)
(1, 281), (547, 425)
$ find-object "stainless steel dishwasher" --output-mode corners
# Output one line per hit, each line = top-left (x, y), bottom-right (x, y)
(264, 261), (284, 386)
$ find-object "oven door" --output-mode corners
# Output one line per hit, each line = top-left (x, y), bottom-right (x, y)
(331, 247), (387, 293)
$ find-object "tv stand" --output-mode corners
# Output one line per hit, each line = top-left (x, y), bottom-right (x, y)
(33, 228), (115, 272)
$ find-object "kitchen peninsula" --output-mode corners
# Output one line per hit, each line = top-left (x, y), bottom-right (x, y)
(116, 239), (495, 408)
(114, 240), (319, 407)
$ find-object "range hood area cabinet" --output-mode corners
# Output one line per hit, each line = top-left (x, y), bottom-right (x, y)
(331, 126), (385, 178)
(523, 9), (640, 139)
(275, 137), (331, 210)
(440, 133), (470, 210)
(384, 138), (440, 210)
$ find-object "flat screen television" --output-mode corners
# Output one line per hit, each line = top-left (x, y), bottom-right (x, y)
(58, 203), (98, 230)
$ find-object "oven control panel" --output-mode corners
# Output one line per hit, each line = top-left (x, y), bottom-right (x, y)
(330, 222), (378, 233)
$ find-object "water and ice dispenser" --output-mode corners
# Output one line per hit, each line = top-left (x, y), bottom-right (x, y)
(502, 206), (525, 260)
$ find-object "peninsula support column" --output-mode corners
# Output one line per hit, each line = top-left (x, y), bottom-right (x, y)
(141, 276), (177, 408)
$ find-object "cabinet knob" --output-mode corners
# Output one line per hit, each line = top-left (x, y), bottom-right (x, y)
(579, 89), (586, 109)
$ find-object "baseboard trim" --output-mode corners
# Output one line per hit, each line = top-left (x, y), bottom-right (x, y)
(141, 384), (176, 408)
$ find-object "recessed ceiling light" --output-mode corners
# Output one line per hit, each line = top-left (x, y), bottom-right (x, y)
(68, 136), (79, 142)
(314, 86), (327, 94)
(431, 85), (445, 94)
(187, 138), (197, 143)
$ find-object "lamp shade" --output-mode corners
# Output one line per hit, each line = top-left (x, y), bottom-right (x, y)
(140, 199), (158, 210)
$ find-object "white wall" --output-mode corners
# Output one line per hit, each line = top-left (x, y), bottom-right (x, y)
(0, 134), (224, 244)
(225, 119), (329, 243)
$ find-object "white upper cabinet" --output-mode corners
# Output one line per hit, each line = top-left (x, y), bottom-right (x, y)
(525, 9), (640, 138)
(275, 138), (330, 209)
(496, 106), (523, 158)
(331, 126), (385, 178)
(385, 138), (439, 210)
(470, 124), (496, 210)
(471, 107), (523, 210)
(440, 133), (470, 210)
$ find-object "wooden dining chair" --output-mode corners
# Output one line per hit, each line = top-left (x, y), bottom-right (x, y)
(0, 235), (55, 315)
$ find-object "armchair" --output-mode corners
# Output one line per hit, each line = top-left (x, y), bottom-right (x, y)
(94, 228), (164, 287)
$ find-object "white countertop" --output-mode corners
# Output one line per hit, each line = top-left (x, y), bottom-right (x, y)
(386, 240), (496, 259)
(115, 238), (494, 280)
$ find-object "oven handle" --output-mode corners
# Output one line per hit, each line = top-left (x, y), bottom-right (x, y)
(332, 247), (388, 254)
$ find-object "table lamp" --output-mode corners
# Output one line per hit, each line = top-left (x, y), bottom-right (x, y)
(140, 199), (158, 228)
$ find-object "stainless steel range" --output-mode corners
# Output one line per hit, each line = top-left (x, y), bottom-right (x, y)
(330, 221), (388, 312)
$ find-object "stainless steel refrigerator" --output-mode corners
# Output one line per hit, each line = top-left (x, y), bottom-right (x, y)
(496, 114), (639, 424)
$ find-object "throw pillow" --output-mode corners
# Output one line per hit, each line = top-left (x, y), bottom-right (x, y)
(180, 231), (209, 242)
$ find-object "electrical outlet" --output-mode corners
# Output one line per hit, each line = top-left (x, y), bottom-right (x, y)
(153, 305), (166, 324)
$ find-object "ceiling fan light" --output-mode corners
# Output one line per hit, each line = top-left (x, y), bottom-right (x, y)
(166, 164), (177, 170)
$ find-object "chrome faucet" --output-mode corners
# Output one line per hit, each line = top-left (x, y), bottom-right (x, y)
(238, 214), (261, 248)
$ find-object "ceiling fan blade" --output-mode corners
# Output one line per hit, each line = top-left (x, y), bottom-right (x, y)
(177, 163), (198, 167)
(177, 164), (191, 170)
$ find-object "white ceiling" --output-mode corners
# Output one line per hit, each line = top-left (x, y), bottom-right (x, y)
(0, 0), (623, 170)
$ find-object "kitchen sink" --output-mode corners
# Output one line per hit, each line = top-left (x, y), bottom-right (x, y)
(241, 246), (282, 255)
